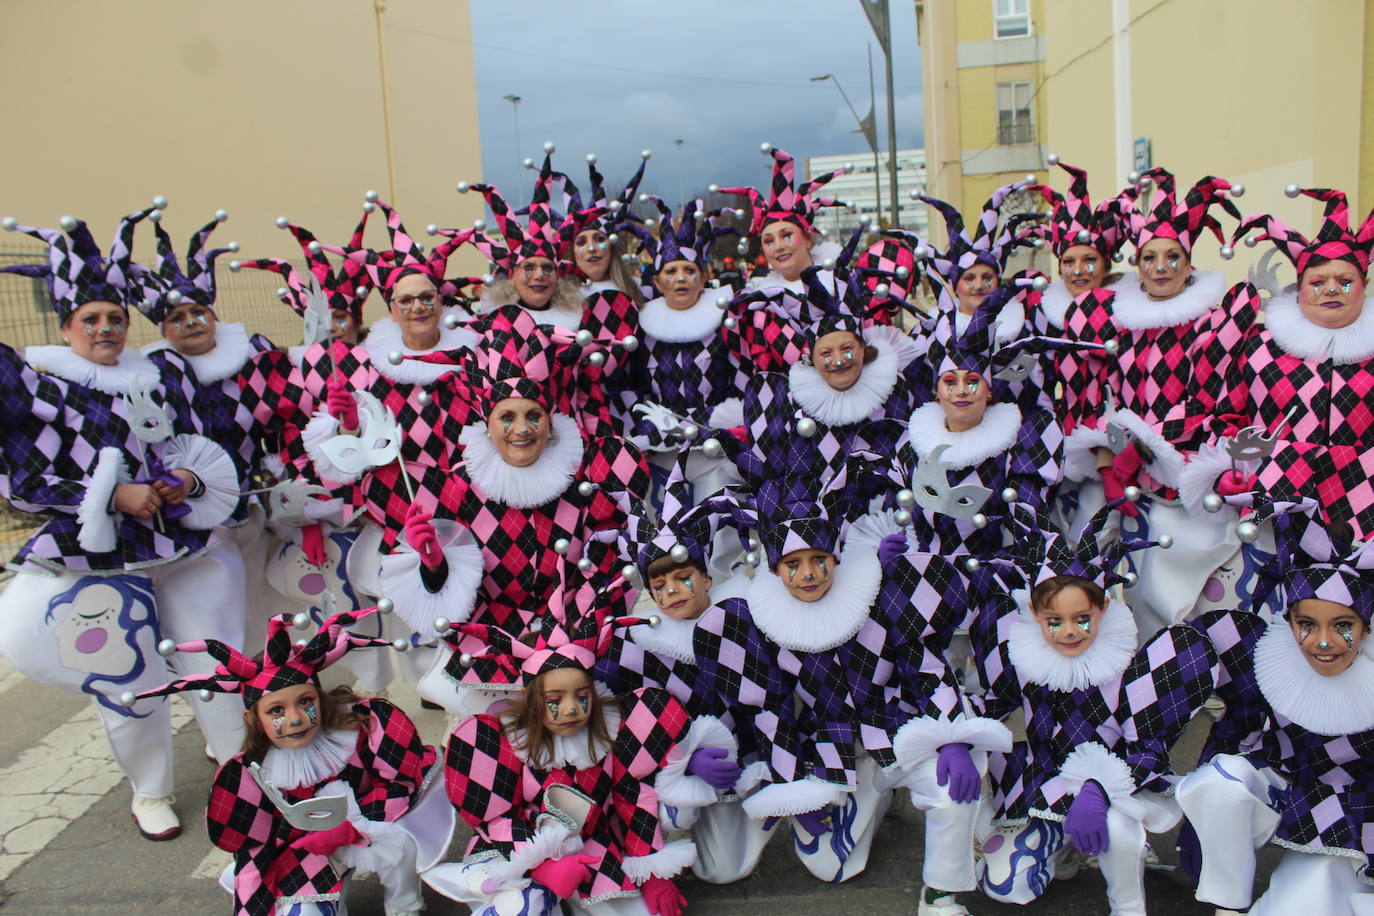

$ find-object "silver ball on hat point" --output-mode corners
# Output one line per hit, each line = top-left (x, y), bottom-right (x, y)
(553, 537), (571, 554)
(641, 149), (652, 160)
(391, 639), (409, 652)
(972, 513), (988, 529)
(157, 639), (178, 658)
(308, 240), (323, 254)
(1202, 493), (1224, 513)
(1157, 534), (1174, 549)
(1123, 485), (1141, 501)
(708, 184), (720, 194)
(646, 615), (662, 628)
(1075, 229), (1091, 244)
(434, 616), (451, 633)
(1, 217), (16, 231)
(522, 157), (534, 169)
(670, 543), (691, 563)
(749, 537), (761, 551)
(914, 245), (929, 260)
(119, 691), (137, 707)
(417, 391), (432, 406)
(577, 557), (594, 572)
(1220, 245), (1235, 260)
(894, 509), (912, 527)
(736, 241), (749, 255)
(702, 438), (723, 459)
(543, 140), (556, 154)
(873, 283), (891, 298)
(1031, 276), (1048, 291)
(964, 557), (981, 572)
(388, 349), (404, 366)
(276, 216), (290, 229)
(1023, 173), (1036, 185)
(1230, 184), (1245, 198)
(621, 564), (639, 582)
(1123, 571), (1139, 586)
(276, 286), (289, 298)
(578, 481), (598, 497)
(908, 189), (920, 200)
(167, 290), (183, 305)
(426, 224), (439, 236)
(744, 551), (760, 567)
(1285, 184), (1301, 199)
(153, 195), (169, 209)
(680, 424), (698, 441)
(215, 209), (229, 222)
(588, 351), (606, 366)
(575, 329), (594, 347)
(1032, 238), (1046, 250)
(895, 266), (910, 280)
(716, 295), (731, 310)
(586, 153), (598, 164)
(1245, 236), (1259, 248)
(796, 417), (818, 438)
(723, 316), (737, 329)
(228, 240), (239, 252)
(365, 190), (379, 203)
(292, 612), (311, 630)
(458, 652), (474, 667)
(472, 219), (486, 231)
(858, 214), (873, 228)
(760, 142), (773, 154)
(229, 260), (242, 272)
(199, 689), (215, 702)
(481, 273), (495, 285)
(896, 488), (916, 510)
(443, 313), (461, 330)
(1001, 487), (1018, 503)
(376, 598), (394, 614)
(1126, 171), (1140, 184)
(1046, 152), (1060, 165)
(621, 335), (639, 352)
(644, 218), (657, 228)
(1236, 520), (1260, 543)
(821, 258), (837, 271)
(362, 202), (376, 213)
(457, 181), (471, 193)
(1103, 339), (1120, 355)
(59, 215), (78, 232)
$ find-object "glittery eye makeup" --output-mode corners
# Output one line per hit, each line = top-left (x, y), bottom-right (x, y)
(1297, 620), (1315, 644)
(1046, 619), (1062, 638)
(1076, 617), (1093, 634)
(546, 699), (561, 720)
(577, 694), (590, 714)
(1342, 281), (1354, 295)
(1337, 620), (1356, 648)
(305, 702), (317, 725)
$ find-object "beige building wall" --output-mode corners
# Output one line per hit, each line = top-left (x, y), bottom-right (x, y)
(1040, 0), (1368, 283)
(0, 0), (486, 318)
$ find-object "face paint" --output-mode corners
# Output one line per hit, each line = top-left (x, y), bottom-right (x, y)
(501, 415), (513, 431)
(1298, 620), (1315, 644)
(546, 699), (561, 720)
(1337, 620), (1356, 648)
(816, 557), (829, 579)
(1342, 280), (1354, 295)
(1076, 618), (1093, 634)
(528, 414), (542, 430)
(577, 695), (590, 714)
(1046, 620), (1062, 638)
(271, 713), (288, 738)
(1086, 262), (1097, 274)
(305, 702), (318, 726)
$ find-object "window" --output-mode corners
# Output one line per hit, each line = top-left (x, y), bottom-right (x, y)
(996, 81), (1034, 145)
(994, 0), (1031, 38)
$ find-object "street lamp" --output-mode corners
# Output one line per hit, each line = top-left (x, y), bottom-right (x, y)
(502, 94), (524, 200)
(674, 138), (685, 209)
(812, 73), (882, 230)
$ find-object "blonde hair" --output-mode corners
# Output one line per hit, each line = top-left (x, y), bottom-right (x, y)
(482, 276), (584, 315)
(503, 669), (614, 771)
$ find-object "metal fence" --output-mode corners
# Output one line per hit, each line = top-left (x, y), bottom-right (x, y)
(0, 238), (315, 574)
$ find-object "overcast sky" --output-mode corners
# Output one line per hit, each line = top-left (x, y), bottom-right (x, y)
(468, 0), (923, 212)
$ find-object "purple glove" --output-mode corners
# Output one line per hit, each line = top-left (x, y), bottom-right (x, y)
(135, 454), (191, 519)
(687, 747), (741, 792)
(935, 742), (981, 804)
(792, 807), (832, 837)
(1065, 779), (1110, 856)
(878, 532), (907, 569)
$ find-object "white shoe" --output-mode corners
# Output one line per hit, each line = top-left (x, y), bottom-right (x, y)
(916, 887), (969, 916)
(1053, 842), (1082, 881)
(384, 907), (423, 915)
(131, 795), (181, 841)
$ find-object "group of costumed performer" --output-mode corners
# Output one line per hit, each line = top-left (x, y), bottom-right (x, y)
(3, 138), (1374, 916)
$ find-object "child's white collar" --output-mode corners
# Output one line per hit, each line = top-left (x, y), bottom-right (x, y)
(1006, 594), (1138, 691)
(789, 335), (898, 427)
(258, 728), (357, 791)
(362, 309), (477, 385)
(513, 702), (621, 769)
(744, 547), (882, 652)
(1264, 289), (1374, 365)
(1109, 269), (1226, 330)
(143, 321), (254, 383)
(458, 412), (584, 508)
(905, 401), (1022, 469)
(632, 610), (699, 664)
(1253, 619), (1374, 736)
(26, 344), (160, 396)
(639, 291), (724, 343)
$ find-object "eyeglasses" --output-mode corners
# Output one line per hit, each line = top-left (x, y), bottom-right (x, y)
(394, 292), (439, 310)
(519, 262), (557, 278)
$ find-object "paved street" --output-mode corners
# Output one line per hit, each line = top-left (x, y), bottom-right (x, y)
(0, 656), (1272, 914)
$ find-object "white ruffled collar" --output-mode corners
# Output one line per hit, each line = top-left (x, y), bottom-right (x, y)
(752, 267), (836, 295)
(259, 728), (358, 791)
(143, 321), (254, 383)
(1109, 269), (1225, 330)
(1253, 619), (1374, 736)
(362, 309), (477, 385)
(905, 401), (1022, 469)
(744, 547), (882, 652)
(26, 344), (161, 396)
(458, 412), (584, 508)
(477, 295), (585, 332)
(512, 703), (620, 769)
(638, 292), (724, 343)
(953, 298), (1024, 343)
(1006, 594), (1138, 691)
(788, 335), (899, 427)
(631, 609), (699, 664)
(1263, 290), (1374, 365)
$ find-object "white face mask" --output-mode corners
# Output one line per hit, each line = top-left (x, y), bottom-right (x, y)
(320, 391), (401, 473)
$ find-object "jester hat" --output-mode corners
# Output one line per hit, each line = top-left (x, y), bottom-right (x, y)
(135, 209), (239, 323)
(558, 149), (651, 240)
(344, 193), (475, 299)
(897, 179), (1043, 287)
(1230, 186), (1374, 277)
(1029, 158), (1127, 259)
(129, 607), (395, 709)
(458, 148), (568, 276)
(715, 144), (849, 237)
(2, 201), (162, 322)
(619, 197), (739, 273)
(1111, 167), (1242, 255)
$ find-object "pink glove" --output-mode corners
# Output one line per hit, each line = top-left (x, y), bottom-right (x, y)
(300, 523), (328, 569)
(529, 852), (597, 899)
(295, 820), (366, 857)
(325, 376), (359, 430)
(1216, 470), (1255, 496)
(640, 876), (686, 916)
(403, 504), (443, 570)
(1100, 443), (1146, 517)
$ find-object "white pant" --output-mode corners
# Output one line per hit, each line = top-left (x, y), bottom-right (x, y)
(0, 542), (248, 797)
(690, 799), (777, 883)
(903, 755), (984, 893)
(789, 754), (892, 884)
(1179, 753), (1374, 914)
(978, 791), (1176, 915)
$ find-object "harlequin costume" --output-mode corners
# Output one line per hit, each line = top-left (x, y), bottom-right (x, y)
(595, 488), (774, 883)
(719, 145), (848, 295)
(409, 308), (649, 713)
(1055, 167), (1243, 636)
(0, 207), (247, 837)
(967, 500), (1216, 916)
(544, 149), (649, 299)
(130, 606), (450, 916)
(1178, 497), (1374, 916)
(427, 593), (696, 916)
